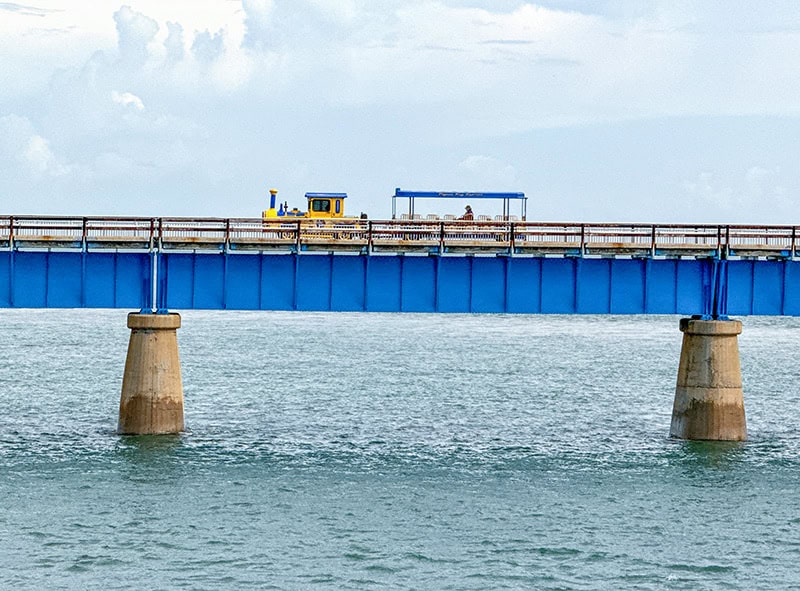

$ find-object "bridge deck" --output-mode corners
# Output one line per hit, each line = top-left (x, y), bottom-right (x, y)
(1, 216), (796, 259)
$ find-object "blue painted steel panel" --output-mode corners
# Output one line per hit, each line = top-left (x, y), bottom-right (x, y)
(506, 258), (541, 314)
(576, 259), (610, 314)
(226, 254), (261, 310)
(260, 255), (295, 310)
(676, 260), (704, 315)
(114, 253), (149, 309)
(296, 254), (332, 310)
(46, 252), (82, 307)
(784, 262), (800, 316)
(366, 256), (401, 312)
(437, 257), (471, 313)
(752, 261), (784, 315)
(331, 256), (366, 312)
(400, 256), (436, 312)
(541, 258), (576, 313)
(611, 259), (646, 314)
(727, 261), (754, 316)
(4, 248), (800, 316)
(471, 257), (506, 313)
(192, 255), (225, 309)
(645, 259), (677, 314)
(13, 252), (48, 308)
(163, 254), (195, 309)
(0, 252), (10, 307)
(85, 253), (117, 308)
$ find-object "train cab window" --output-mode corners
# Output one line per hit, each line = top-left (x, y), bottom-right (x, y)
(312, 199), (331, 213)
(335, 200), (341, 214)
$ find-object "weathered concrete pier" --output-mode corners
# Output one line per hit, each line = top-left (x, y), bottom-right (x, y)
(118, 312), (184, 435)
(670, 318), (746, 441)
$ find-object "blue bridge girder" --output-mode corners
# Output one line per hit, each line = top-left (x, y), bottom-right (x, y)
(1, 216), (799, 314)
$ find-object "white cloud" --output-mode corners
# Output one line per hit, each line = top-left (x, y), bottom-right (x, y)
(0, 114), (70, 178)
(113, 5), (159, 66)
(24, 135), (70, 176)
(111, 90), (145, 110)
(164, 21), (184, 61)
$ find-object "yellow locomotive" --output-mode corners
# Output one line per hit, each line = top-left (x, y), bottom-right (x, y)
(262, 189), (351, 220)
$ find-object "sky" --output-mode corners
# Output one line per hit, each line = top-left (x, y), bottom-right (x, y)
(1, 0), (799, 222)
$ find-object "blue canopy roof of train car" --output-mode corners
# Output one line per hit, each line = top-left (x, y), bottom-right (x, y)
(392, 188), (527, 220)
(305, 192), (347, 199)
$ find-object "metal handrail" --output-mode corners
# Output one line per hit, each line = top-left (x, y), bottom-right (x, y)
(1, 216), (798, 256)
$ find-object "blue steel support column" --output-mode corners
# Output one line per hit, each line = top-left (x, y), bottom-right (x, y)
(141, 251), (154, 313)
(157, 253), (168, 313)
(701, 257), (729, 320)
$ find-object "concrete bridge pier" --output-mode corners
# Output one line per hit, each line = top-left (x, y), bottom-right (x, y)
(670, 318), (746, 441)
(118, 312), (184, 435)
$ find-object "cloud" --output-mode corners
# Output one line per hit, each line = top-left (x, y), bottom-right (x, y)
(0, 2), (53, 17)
(164, 21), (185, 61)
(2, 1), (800, 220)
(114, 5), (159, 66)
(0, 114), (70, 178)
(111, 90), (145, 110)
(191, 28), (224, 63)
(24, 134), (70, 176)
(242, 0), (274, 50)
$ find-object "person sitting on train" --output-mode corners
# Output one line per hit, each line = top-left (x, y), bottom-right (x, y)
(460, 205), (474, 220)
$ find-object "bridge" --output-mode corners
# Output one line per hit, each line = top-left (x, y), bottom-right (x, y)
(1, 215), (798, 315)
(2, 214), (775, 440)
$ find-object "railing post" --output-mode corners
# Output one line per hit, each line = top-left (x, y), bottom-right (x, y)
(439, 222), (445, 254)
(8, 216), (14, 250)
(792, 226), (796, 259)
(650, 225), (656, 258)
(367, 220), (373, 253)
(509, 221), (515, 255)
(81, 217), (88, 250)
(295, 219), (302, 252)
(725, 225), (730, 258)
(225, 218), (231, 252)
(580, 224), (586, 257)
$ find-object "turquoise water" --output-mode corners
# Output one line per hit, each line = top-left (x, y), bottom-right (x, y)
(2, 310), (800, 590)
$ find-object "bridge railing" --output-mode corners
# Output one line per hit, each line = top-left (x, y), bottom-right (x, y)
(1, 216), (798, 258)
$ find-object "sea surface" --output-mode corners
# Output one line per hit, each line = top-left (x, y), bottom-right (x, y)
(2, 310), (800, 590)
